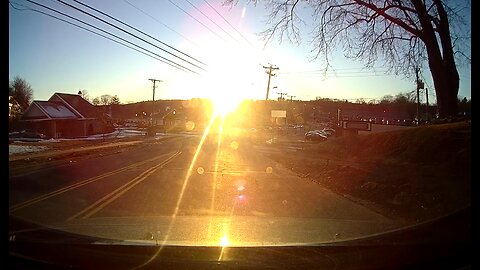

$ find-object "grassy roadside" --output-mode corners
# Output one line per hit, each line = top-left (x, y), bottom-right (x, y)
(264, 122), (471, 224)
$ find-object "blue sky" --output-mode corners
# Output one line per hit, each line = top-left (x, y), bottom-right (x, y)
(9, 0), (471, 104)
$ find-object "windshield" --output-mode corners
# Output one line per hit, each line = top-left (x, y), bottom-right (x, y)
(9, 0), (470, 264)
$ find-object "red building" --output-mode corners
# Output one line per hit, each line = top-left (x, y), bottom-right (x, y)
(19, 93), (113, 139)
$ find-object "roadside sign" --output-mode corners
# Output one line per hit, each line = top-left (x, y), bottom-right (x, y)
(341, 121), (372, 131)
(271, 110), (287, 118)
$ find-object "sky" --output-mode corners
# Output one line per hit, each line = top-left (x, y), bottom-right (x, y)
(9, 0), (471, 105)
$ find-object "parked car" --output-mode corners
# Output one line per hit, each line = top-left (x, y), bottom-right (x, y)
(321, 128), (336, 137)
(305, 130), (328, 141)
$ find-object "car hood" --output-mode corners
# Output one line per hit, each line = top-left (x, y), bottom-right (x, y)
(10, 206), (470, 247)
(10, 215), (403, 247)
(9, 208), (470, 269)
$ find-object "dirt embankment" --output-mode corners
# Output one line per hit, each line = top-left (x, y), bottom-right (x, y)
(264, 122), (471, 224)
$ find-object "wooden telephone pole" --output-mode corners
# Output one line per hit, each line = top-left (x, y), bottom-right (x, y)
(263, 64), (279, 100)
(148, 78), (162, 126)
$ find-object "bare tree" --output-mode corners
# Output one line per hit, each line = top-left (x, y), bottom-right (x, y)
(355, 98), (366, 104)
(380, 94), (395, 104)
(78, 89), (90, 102)
(9, 76), (33, 110)
(92, 97), (100, 106)
(100, 94), (113, 105)
(94, 94), (121, 105)
(396, 91), (417, 104)
(226, 0), (470, 118)
(111, 95), (121, 105)
(368, 98), (378, 104)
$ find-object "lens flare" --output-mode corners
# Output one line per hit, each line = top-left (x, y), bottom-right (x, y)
(230, 141), (239, 150)
(220, 234), (230, 247)
(208, 116), (225, 237)
(137, 113), (219, 269)
(185, 121), (195, 131)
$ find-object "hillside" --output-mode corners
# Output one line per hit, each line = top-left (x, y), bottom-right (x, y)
(265, 121), (471, 224)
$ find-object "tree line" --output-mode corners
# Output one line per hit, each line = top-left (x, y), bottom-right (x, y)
(78, 90), (121, 105)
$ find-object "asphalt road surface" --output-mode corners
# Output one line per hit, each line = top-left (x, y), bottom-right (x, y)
(9, 132), (401, 246)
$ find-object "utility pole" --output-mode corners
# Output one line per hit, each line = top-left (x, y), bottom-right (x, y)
(415, 68), (423, 126)
(277, 92), (288, 101)
(288, 95), (296, 102)
(425, 88), (429, 122)
(263, 64), (279, 101)
(148, 78), (162, 126)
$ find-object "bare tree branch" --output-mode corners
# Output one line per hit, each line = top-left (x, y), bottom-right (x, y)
(352, 0), (422, 37)
(225, 0), (470, 117)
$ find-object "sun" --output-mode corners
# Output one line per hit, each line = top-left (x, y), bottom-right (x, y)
(210, 93), (242, 116)
(200, 57), (252, 116)
(181, 37), (263, 116)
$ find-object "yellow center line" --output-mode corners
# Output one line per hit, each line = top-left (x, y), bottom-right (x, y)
(67, 151), (181, 221)
(9, 153), (174, 213)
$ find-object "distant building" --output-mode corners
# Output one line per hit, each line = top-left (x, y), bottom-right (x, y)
(338, 104), (412, 126)
(142, 109), (188, 135)
(161, 109), (187, 132)
(19, 92), (112, 138)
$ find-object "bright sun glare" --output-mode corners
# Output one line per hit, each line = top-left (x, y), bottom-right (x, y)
(203, 65), (247, 116)
(211, 94), (242, 116)
(220, 234), (230, 247)
(178, 38), (261, 116)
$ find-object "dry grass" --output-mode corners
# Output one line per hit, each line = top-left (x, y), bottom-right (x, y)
(265, 122), (471, 224)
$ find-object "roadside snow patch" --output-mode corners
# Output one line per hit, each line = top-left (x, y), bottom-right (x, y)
(9, 145), (48, 155)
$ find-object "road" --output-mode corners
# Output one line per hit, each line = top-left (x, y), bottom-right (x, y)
(9, 132), (401, 246)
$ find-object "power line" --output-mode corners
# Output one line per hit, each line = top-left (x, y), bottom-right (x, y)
(278, 73), (394, 78)
(278, 71), (394, 77)
(202, 0), (255, 48)
(280, 70), (390, 75)
(9, 2), (190, 73)
(279, 66), (402, 75)
(21, 0), (199, 74)
(279, 68), (391, 75)
(56, 0), (207, 72)
(182, 0), (240, 43)
(305, 95), (391, 101)
(167, 0), (226, 42)
(122, 0), (200, 48)
(72, 0), (205, 67)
